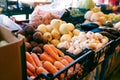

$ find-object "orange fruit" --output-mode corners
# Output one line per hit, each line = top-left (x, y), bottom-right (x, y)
(112, 6), (118, 11)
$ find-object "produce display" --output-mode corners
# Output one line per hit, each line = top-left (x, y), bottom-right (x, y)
(14, 4), (120, 80)
(84, 7), (120, 28)
(16, 21), (83, 80)
(82, 7), (120, 39)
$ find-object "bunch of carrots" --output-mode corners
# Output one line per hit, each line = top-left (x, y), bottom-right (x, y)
(26, 44), (82, 80)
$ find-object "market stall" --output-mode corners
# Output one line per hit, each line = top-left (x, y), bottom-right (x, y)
(0, 0), (120, 80)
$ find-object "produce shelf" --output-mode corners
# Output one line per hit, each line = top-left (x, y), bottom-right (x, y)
(14, 16), (120, 80)
(32, 30), (116, 80)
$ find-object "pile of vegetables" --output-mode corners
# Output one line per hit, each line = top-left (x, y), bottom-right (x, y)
(84, 7), (108, 25)
(17, 24), (48, 53)
(16, 20), (84, 79)
(17, 18), (110, 56)
(36, 19), (80, 47)
(58, 31), (109, 55)
(26, 44), (83, 80)
(16, 17), (113, 80)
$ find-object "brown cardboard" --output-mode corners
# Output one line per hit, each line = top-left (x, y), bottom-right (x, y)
(0, 24), (26, 80)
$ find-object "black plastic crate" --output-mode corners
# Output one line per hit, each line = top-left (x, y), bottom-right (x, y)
(114, 37), (120, 53)
(115, 36), (120, 45)
(61, 8), (88, 25)
(34, 50), (94, 80)
(93, 40), (115, 65)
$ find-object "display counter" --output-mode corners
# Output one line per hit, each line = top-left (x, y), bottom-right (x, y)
(0, 2), (120, 79)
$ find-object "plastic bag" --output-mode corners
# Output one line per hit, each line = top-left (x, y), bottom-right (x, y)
(29, 0), (73, 27)
(0, 14), (22, 31)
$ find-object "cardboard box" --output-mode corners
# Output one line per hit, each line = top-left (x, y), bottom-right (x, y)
(0, 24), (26, 80)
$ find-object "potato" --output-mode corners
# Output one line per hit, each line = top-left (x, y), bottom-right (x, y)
(51, 29), (61, 39)
(37, 24), (47, 34)
(90, 13), (100, 22)
(50, 39), (60, 47)
(59, 23), (70, 34)
(67, 23), (75, 31)
(73, 29), (80, 36)
(46, 24), (53, 32)
(50, 19), (62, 30)
(43, 32), (52, 41)
(84, 11), (94, 20)
(60, 34), (71, 42)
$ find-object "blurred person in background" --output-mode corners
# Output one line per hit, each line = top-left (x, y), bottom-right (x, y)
(97, 0), (119, 5)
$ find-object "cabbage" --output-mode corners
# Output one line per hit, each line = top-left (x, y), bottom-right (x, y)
(77, 0), (95, 9)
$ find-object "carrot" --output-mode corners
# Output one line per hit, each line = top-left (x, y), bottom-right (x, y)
(43, 61), (58, 74)
(60, 59), (73, 71)
(75, 63), (80, 70)
(43, 44), (61, 61)
(60, 59), (69, 66)
(36, 66), (49, 75)
(54, 61), (72, 79)
(63, 55), (74, 63)
(49, 44), (64, 57)
(54, 61), (65, 70)
(40, 52), (55, 63)
(49, 44), (58, 54)
(54, 61), (65, 79)
(26, 61), (36, 73)
(63, 56), (81, 74)
(31, 53), (42, 67)
(27, 69), (34, 76)
(26, 52), (37, 67)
